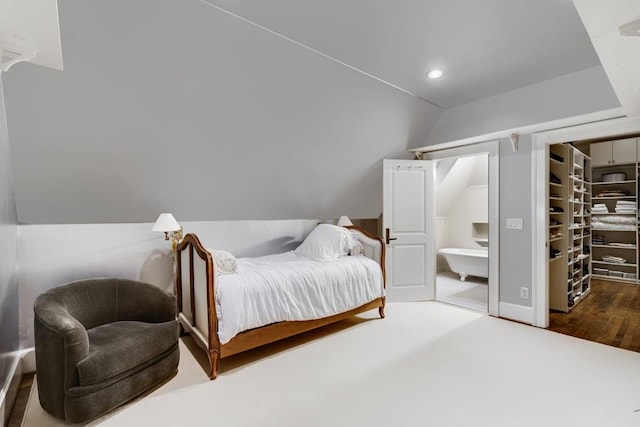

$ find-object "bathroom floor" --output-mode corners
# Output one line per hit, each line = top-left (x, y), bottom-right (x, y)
(436, 271), (488, 313)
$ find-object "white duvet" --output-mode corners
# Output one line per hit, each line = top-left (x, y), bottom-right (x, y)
(215, 252), (384, 344)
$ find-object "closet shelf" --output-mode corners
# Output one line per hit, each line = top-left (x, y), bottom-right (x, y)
(592, 260), (637, 267)
(592, 244), (637, 249)
(592, 180), (636, 185)
(548, 144), (592, 312)
(591, 212), (636, 215)
(593, 196), (637, 200)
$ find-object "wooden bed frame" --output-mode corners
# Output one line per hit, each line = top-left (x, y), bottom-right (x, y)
(175, 226), (386, 379)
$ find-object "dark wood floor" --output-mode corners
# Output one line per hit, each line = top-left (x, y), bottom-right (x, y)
(549, 278), (640, 352)
(7, 373), (34, 427)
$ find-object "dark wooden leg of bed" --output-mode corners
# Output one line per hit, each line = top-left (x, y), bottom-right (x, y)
(209, 350), (220, 380)
(378, 298), (386, 318)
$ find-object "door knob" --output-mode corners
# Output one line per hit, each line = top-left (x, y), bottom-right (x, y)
(385, 228), (397, 244)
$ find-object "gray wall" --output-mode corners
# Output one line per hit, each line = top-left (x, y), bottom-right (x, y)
(3, 0), (441, 225)
(0, 80), (19, 400)
(499, 135), (533, 306)
(423, 66), (620, 146)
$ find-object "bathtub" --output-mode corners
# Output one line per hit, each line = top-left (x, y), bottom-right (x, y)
(438, 248), (488, 281)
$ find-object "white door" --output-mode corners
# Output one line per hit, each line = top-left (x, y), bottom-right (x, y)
(383, 159), (435, 302)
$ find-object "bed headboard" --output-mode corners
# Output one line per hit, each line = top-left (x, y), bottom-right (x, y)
(347, 226), (386, 287)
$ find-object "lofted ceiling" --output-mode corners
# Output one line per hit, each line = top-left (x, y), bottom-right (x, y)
(573, 0), (640, 116)
(202, 0), (601, 109)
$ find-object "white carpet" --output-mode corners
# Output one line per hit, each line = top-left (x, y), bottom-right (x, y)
(23, 302), (640, 426)
(436, 272), (488, 312)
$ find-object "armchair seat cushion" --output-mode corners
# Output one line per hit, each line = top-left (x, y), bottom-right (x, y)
(77, 320), (179, 386)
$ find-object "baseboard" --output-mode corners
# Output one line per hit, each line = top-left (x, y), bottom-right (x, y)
(21, 347), (36, 373)
(0, 352), (22, 425)
(499, 301), (533, 325)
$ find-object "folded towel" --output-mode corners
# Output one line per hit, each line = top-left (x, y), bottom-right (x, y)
(602, 255), (627, 264)
(209, 249), (238, 274)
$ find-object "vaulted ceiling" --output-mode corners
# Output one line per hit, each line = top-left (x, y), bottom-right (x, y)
(203, 0), (601, 109)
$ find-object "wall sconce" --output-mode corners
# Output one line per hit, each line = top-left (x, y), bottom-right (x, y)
(152, 213), (183, 251)
(337, 215), (353, 227)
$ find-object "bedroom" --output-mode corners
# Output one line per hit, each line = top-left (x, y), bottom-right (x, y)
(2, 0), (640, 425)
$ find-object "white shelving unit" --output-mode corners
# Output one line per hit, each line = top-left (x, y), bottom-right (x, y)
(590, 162), (638, 283)
(548, 144), (592, 312)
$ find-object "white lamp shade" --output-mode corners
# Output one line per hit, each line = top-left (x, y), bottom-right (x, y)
(152, 213), (181, 232)
(337, 215), (353, 227)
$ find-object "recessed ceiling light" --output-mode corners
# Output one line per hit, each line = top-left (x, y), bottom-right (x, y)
(426, 69), (444, 79)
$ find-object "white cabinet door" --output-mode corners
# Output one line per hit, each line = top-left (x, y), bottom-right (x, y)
(590, 141), (612, 166)
(612, 138), (636, 163)
(383, 159), (435, 302)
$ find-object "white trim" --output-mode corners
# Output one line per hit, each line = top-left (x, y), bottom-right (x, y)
(421, 140), (500, 317)
(0, 352), (22, 425)
(531, 115), (640, 328)
(411, 107), (626, 154)
(499, 301), (533, 324)
(532, 142), (549, 328)
(21, 347), (36, 373)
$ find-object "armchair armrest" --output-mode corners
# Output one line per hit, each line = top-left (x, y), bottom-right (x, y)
(34, 298), (90, 416)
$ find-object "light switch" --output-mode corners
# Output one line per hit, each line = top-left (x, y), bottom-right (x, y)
(506, 218), (523, 229)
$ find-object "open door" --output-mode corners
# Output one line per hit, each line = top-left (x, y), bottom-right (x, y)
(383, 159), (435, 302)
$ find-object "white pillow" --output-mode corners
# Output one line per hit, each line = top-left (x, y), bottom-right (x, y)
(295, 224), (352, 260)
(350, 240), (364, 256)
(208, 249), (238, 274)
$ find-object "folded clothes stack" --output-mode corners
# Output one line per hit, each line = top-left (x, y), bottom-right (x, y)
(592, 215), (637, 231)
(602, 255), (627, 264)
(597, 190), (630, 197)
(591, 203), (609, 214)
(615, 200), (636, 213)
(592, 235), (605, 245)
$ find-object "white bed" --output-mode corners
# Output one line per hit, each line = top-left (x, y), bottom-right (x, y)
(176, 224), (386, 379)
(216, 251), (384, 344)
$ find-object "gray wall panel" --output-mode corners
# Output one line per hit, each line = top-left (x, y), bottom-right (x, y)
(0, 79), (19, 400)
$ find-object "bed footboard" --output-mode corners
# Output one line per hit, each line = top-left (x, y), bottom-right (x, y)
(175, 234), (221, 379)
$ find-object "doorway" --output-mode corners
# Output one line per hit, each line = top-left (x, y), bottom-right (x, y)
(434, 154), (489, 312)
(421, 140), (500, 316)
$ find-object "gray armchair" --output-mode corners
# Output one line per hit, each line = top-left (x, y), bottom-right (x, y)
(34, 278), (179, 423)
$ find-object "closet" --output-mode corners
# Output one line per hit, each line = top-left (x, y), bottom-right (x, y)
(589, 138), (639, 283)
(548, 144), (591, 312)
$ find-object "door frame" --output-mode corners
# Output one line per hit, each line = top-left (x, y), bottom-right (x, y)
(420, 140), (500, 316)
(531, 115), (640, 327)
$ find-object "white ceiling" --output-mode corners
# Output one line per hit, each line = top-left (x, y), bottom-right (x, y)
(573, 0), (640, 116)
(202, 0), (601, 109)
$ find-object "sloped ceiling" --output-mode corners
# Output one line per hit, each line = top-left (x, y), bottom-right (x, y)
(573, 0), (640, 116)
(3, 0), (441, 224)
(203, 0), (601, 109)
(1, 0), (620, 224)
